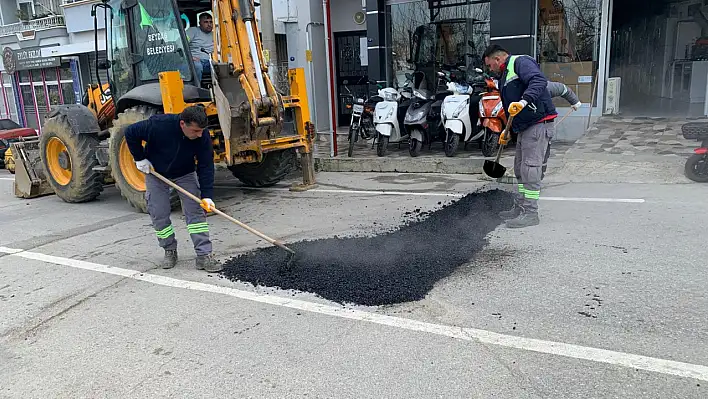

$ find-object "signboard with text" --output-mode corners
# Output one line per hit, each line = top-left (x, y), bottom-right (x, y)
(2, 46), (60, 74)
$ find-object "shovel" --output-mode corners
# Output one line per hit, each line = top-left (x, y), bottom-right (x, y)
(483, 108), (575, 179)
(483, 114), (515, 178)
(149, 170), (297, 266)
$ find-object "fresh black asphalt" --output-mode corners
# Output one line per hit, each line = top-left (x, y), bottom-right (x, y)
(221, 189), (513, 306)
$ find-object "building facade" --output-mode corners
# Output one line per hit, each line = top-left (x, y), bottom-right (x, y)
(0, 0), (109, 132)
(2, 0), (706, 147)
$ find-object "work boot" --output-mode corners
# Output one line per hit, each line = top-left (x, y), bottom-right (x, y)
(499, 203), (522, 220)
(196, 254), (223, 273)
(162, 249), (178, 269)
(506, 212), (540, 229)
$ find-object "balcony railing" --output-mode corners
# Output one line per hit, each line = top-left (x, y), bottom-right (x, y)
(0, 15), (66, 37)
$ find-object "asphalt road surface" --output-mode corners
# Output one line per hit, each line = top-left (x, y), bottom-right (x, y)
(0, 168), (707, 398)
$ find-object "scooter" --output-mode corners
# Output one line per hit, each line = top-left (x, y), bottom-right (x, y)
(682, 122), (708, 182)
(373, 74), (414, 157)
(403, 70), (454, 157)
(441, 67), (487, 157)
(477, 75), (508, 157)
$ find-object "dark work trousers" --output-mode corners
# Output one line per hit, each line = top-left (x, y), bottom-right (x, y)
(145, 172), (212, 256)
(513, 121), (555, 214)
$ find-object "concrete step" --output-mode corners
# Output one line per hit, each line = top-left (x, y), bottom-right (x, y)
(314, 154), (516, 175)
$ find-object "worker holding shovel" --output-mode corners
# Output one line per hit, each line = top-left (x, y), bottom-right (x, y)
(124, 105), (223, 272)
(483, 44), (558, 229)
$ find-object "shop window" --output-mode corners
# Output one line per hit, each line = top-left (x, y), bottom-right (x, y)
(21, 85), (39, 130)
(0, 74), (19, 124)
(31, 69), (43, 83)
(18, 71), (31, 84)
(61, 83), (76, 105)
(48, 85), (61, 107)
(59, 63), (74, 81)
(538, 0), (602, 107)
(389, 0), (490, 89)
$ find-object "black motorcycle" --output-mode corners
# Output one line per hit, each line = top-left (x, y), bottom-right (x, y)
(402, 67), (463, 157)
(342, 77), (382, 157)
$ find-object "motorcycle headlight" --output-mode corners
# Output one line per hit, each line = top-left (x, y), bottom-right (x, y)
(383, 92), (397, 101)
(478, 100), (485, 117)
(452, 100), (468, 118)
(405, 107), (427, 122)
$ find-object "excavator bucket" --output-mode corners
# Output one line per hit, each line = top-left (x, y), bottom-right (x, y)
(11, 139), (54, 199)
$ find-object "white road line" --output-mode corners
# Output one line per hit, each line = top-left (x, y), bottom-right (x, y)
(1, 246), (705, 382)
(542, 196), (645, 203)
(0, 177), (14, 181)
(216, 185), (646, 203)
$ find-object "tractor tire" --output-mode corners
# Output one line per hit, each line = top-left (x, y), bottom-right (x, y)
(228, 148), (297, 187)
(39, 114), (104, 203)
(109, 105), (181, 213)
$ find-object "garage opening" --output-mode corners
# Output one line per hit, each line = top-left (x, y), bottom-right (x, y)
(610, 0), (708, 117)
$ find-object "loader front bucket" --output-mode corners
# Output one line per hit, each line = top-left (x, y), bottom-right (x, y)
(11, 139), (54, 199)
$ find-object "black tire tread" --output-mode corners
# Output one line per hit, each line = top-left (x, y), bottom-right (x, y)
(228, 149), (297, 187)
(445, 132), (459, 157)
(108, 105), (173, 213)
(39, 114), (104, 203)
(376, 134), (389, 157)
(684, 153), (708, 183)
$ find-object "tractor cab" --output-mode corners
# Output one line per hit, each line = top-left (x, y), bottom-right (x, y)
(97, 0), (212, 112)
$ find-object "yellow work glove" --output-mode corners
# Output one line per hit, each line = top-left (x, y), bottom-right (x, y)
(498, 130), (510, 146)
(508, 100), (528, 117)
(201, 198), (215, 212)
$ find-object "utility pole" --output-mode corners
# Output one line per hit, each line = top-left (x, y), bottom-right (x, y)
(260, 0), (278, 91)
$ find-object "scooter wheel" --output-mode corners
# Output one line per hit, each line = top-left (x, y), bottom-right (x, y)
(684, 153), (708, 182)
(409, 138), (423, 157)
(377, 134), (389, 157)
(347, 125), (358, 158)
(482, 129), (501, 157)
(444, 134), (460, 157)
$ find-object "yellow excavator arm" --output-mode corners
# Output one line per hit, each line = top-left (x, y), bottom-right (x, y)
(207, 0), (283, 163)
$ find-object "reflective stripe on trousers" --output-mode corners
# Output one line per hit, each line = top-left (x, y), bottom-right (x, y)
(145, 172), (212, 256)
(513, 121), (554, 213)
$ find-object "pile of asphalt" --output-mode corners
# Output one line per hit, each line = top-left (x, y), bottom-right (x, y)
(221, 189), (513, 306)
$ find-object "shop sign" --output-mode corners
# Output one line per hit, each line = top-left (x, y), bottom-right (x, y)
(2, 46), (60, 74)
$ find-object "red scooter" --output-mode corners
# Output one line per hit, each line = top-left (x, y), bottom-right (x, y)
(681, 122), (708, 182)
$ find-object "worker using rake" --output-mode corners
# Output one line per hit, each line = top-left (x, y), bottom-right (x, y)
(125, 105), (223, 272)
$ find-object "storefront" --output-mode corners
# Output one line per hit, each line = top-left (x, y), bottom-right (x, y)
(365, 0), (611, 141)
(0, 45), (78, 132)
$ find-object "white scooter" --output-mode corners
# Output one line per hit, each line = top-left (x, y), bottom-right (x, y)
(373, 74), (413, 157)
(441, 68), (485, 157)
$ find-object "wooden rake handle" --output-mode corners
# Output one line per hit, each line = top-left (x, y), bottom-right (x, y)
(149, 170), (295, 255)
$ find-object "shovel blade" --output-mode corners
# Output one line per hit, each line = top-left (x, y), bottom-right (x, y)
(483, 160), (507, 178)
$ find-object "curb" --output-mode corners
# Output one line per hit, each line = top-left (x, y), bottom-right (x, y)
(314, 156), (488, 174)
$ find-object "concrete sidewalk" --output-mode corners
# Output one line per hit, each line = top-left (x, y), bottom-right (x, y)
(310, 116), (703, 185)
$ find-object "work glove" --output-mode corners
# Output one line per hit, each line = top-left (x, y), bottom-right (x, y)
(135, 159), (152, 174)
(508, 100), (527, 117)
(571, 101), (582, 111)
(498, 130), (510, 146)
(201, 198), (216, 212)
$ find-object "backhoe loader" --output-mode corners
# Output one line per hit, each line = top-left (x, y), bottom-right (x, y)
(12, 0), (316, 212)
